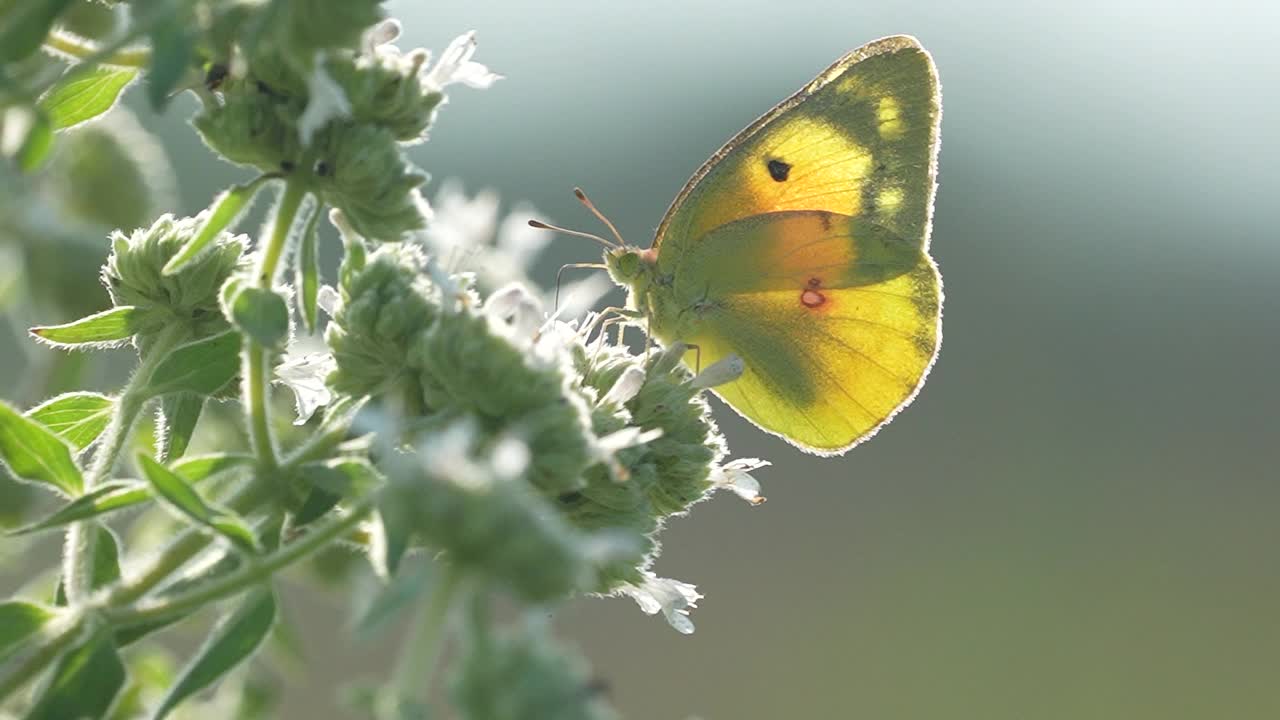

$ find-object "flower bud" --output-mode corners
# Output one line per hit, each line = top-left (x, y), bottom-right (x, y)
(451, 614), (619, 720)
(101, 213), (248, 346)
(311, 122), (429, 241)
(325, 242), (440, 410)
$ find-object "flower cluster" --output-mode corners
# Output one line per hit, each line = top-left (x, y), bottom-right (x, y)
(325, 222), (767, 630)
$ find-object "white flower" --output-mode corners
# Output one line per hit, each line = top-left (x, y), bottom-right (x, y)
(422, 31), (502, 91)
(361, 18), (402, 54)
(602, 366), (646, 406)
(298, 54), (352, 145)
(710, 458), (770, 505)
(621, 572), (702, 634)
(274, 349), (337, 424)
(421, 181), (612, 319)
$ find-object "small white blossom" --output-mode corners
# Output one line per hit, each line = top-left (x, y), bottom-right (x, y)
(596, 426), (663, 454)
(602, 366), (646, 406)
(361, 18), (402, 54)
(316, 285), (340, 317)
(299, 54), (352, 145)
(711, 458), (770, 505)
(422, 31), (502, 91)
(422, 181), (612, 319)
(274, 349), (337, 424)
(621, 572), (702, 635)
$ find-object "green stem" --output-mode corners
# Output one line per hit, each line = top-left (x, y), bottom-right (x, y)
(103, 495), (375, 628)
(392, 567), (464, 703)
(42, 29), (150, 68)
(245, 180), (308, 471)
(0, 615), (85, 706)
(63, 325), (185, 604)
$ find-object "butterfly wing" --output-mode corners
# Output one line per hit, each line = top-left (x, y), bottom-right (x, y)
(649, 35), (942, 454)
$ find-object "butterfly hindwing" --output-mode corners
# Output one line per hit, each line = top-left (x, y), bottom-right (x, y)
(669, 211), (940, 453)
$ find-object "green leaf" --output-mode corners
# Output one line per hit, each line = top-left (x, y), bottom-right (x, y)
(229, 286), (290, 349)
(297, 203), (322, 332)
(40, 67), (137, 130)
(54, 524), (122, 604)
(163, 178), (270, 275)
(157, 392), (203, 462)
(15, 110), (53, 173)
(30, 306), (143, 348)
(0, 0), (77, 63)
(138, 453), (259, 553)
(0, 398), (82, 496)
(26, 391), (114, 451)
(170, 452), (254, 483)
(152, 588), (277, 720)
(145, 13), (194, 110)
(372, 496), (414, 580)
(0, 601), (59, 663)
(147, 331), (242, 397)
(10, 481), (143, 535)
(25, 628), (126, 720)
(10, 454), (251, 535)
(303, 458), (382, 498)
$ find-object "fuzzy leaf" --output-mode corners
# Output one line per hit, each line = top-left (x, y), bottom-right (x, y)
(10, 481), (143, 535)
(297, 203), (322, 332)
(40, 67), (137, 130)
(30, 305), (143, 348)
(0, 601), (59, 663)
(152, 588), (277, 720)
(144, 12), (194, 110)
(25, 628), (126, 720)
(0, 0), (77, 63)
(163, 178), (269, 275)
(138, 453), (259, 553)
(147, 331), (241, 397)
(229, 286), (290, 349)
(158, 392), (203, 462)
(170, 452), (255, 483)
(0, 398), (82, 495)
(25, 391), (114, 451)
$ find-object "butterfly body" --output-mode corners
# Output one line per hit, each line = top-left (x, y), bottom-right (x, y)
(607, 35), (942, 455)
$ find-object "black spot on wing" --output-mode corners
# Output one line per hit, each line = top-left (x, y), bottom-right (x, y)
(767, 158), (791, 182)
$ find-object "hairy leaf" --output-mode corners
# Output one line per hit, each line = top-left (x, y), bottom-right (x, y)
(147, 331), (241, 397)
(0, 398), (82, 495)
(0, 601), (59, 663)
(26, 391), (114, 450)
(30, 306), (143, 348)
(138, 453), (258, 552)
(163, 177), (270, 275)
(40, 67), (137, 130)
(25, 628), (126, 720)
(153, 588), (277, 720)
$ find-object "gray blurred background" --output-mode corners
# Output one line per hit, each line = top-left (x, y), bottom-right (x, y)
(5, 0), (1280, 717)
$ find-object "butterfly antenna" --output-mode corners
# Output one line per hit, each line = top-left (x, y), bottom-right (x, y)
(574, 187), (627, 247)
(527, 219), (618, 249)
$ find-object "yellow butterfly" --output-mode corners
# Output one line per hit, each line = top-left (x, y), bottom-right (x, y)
(555, 35), (942, 455)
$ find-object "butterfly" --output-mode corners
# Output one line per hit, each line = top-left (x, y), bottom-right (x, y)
(549, 35), (942, 455)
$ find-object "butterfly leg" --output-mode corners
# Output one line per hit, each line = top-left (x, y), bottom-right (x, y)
(554, 263), (608, 312)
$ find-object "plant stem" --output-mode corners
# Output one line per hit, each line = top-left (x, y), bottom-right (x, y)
(392, 567), (464, 704)
(245, 180), (308, 471)
(103, 495), (375, 628)
(42, 29), (150, 68)
(63, 325), (185, 604)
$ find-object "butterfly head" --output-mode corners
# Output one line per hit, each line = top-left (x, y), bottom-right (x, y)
(603, 245), (657, 289)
